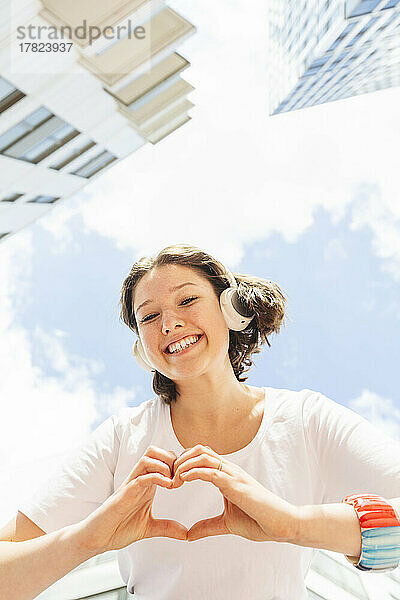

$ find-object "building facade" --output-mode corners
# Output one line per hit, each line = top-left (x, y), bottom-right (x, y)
(0, 0), (195, 242)
(269, 0), (400, 114)
(33, 547), (400, 599)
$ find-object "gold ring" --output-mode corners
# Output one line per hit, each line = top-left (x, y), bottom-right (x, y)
(218, 458), (223, 471)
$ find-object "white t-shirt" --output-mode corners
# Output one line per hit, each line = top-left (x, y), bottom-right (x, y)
(19, 387), (400, 600)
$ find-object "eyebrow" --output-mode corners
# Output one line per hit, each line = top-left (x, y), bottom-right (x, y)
(135, 282), (199, 313)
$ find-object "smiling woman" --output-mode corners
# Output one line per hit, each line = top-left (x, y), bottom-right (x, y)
(3, 244), (400, 600)
(120, 245), (285, 407)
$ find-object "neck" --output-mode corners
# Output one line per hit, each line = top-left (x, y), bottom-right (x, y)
(170, 361), (262, 434)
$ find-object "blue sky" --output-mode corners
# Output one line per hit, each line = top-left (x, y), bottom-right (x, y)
(1, 0), (400, 522)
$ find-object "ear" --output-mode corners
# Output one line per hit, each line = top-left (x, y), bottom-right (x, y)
(132, 339), (154, 372)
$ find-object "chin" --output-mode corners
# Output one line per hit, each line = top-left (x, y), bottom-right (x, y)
(170, 362), (213, 382)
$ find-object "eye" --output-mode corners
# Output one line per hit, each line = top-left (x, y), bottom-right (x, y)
(140, 296), (198, 323)
(140, 312), (158, 323)
(180, 296), (198, 305)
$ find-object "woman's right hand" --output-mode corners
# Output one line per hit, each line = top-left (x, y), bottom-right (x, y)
(77, 446), (187, 554)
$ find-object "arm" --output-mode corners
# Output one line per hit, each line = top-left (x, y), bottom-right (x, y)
(292, 497), (400, 558)
(0, 446), (185, 600)
(172, 444), (400, 568)
(0, 523), (94, 600)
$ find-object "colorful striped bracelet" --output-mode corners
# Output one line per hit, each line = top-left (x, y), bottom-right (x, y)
(341, 493), (400, 572)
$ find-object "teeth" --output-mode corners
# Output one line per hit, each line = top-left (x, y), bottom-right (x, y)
(168, 335), (200, 354)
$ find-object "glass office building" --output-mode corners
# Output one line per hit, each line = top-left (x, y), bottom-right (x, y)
(269, 0), (400, 114)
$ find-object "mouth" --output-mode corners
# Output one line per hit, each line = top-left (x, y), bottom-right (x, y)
(164, 334), (203, 355)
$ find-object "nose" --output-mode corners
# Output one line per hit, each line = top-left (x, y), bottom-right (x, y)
(161, 310), (185, 335)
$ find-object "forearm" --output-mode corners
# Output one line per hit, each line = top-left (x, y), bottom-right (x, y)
(0, 523), (97, 600)
(291, 497), (400, 559)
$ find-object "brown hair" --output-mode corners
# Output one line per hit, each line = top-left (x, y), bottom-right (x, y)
(120, 244), (286, 404)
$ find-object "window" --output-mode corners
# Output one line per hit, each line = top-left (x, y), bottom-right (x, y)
(0, 76), (25, 115)
(72, 151), (117, 178)
(0, 192), (23, 202)
(309, 55), (329, 69)
(0, 107), (51, 152)
(347, 15), (380, 44)
(0, 233), (10, 240)
(0, 107), (80, 164)
(17, 123), (80, 164)
(328, 21), (357, 50)
(348, 0), (381, 17)
(28, 195), (60, 204)
(328, 50), (349, 67)
(50, 140), (96, 170)
(382, 0), (399, 7)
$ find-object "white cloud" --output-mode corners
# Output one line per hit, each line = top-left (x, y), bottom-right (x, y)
(348, 389), (400, 441)
(0, 234), (136, 527)
(350, 183), (400, 280)
(38, 0), (400, 277)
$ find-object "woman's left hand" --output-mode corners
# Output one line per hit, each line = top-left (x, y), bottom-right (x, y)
(172, 444), (298, 543)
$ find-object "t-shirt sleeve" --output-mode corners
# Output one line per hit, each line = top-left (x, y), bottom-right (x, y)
(18, 415), (120, 534)
(302, 391), (400, 504)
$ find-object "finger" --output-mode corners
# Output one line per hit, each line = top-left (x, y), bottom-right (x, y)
(173, 453), (221, 482)
(173, 444), (219, 475)
(187, 514), (228, 541)
(124, 448), (177, 484)
(133, 472), (174, 490)
(146, 518), (188, 541)
(179, 467), (230, 492)
(138, 456), (173, 478)
(144, 446), (177, 470)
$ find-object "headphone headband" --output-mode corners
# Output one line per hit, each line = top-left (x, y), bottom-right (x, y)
(223, 268), (238, 289)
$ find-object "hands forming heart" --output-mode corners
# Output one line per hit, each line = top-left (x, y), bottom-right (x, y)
(171, 444), (297, 543)
(80, 444), (298, 555)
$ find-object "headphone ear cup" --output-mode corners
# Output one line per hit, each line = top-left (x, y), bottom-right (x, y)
(132, 339), (154, 372)
(220, 288), (255, 331)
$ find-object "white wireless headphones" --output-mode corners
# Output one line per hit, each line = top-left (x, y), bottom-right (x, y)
(132, 268), (255, 372)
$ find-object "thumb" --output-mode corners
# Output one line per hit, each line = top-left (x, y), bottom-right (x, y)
(145, 517), (188, 541)
(187, 514), (228, 541)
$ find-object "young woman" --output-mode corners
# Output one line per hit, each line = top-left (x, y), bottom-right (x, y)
(1, 244), (399, 600)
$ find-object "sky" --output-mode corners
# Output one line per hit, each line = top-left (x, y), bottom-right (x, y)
(1, 0), (400, 526)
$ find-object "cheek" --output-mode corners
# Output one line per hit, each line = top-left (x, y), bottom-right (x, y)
(138, 325), (158, 355)
(204, 308), (230, 350)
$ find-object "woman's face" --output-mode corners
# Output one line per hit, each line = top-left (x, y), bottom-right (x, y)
(133, 264), (231, 381)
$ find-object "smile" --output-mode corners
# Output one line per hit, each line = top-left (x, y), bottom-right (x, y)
(166, 334), (203, 354)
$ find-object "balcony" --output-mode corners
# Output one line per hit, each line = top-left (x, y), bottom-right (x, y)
(77, 7), (195, 86)
(40, 0), (152, 48)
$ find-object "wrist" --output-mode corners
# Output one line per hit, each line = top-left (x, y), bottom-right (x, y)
(291, 503), (363, 557)
(64, 522), (102, 561)
(257, 489), (299, 543)
(286, 505), (303, 545)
